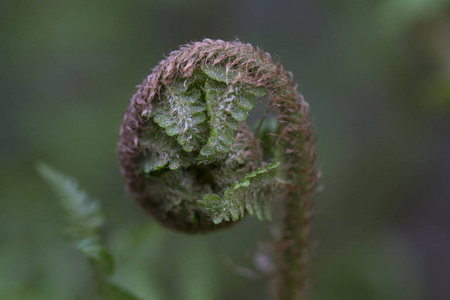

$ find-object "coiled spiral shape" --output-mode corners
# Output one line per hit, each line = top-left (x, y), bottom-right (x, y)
(118, 39), (318, 299)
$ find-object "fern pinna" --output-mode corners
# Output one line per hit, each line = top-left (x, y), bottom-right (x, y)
(118, 39), (319, 300)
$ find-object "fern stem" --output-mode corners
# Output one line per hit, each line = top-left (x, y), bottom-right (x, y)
(118, 39), (318, 299)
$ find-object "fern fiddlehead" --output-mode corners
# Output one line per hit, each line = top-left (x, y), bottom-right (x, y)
(118, 39), (318, 300)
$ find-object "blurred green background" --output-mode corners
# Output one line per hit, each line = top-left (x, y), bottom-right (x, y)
(1, 0), (450, 299)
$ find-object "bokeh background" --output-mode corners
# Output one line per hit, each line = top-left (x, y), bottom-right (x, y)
(2, 0), (450, 299)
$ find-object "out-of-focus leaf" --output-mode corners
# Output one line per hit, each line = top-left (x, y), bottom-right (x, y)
(36, 162), (114, 275)
(36, 162), (143, 299)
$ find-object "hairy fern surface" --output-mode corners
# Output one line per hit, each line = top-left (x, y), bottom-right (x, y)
(136, 64), (278, 231)
(118, 39), (319, 300)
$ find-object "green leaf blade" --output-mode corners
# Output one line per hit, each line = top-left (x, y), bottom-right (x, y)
(201, 64), (239, 83)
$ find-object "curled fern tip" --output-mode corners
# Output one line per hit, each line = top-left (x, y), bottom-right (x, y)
(118, 39), (318, 299)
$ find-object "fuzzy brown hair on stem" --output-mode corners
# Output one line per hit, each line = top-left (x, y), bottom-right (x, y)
(118, 39), (319, 300)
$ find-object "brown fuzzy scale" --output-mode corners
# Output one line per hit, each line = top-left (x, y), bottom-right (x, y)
(117, 39), (318, 300)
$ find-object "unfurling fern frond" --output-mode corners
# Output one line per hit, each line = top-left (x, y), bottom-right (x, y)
(118, 39), (319, 300)
(120, 60), (279, 233)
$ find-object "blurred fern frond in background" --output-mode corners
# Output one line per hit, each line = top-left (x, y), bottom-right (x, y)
(36, 162), (140, 300)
